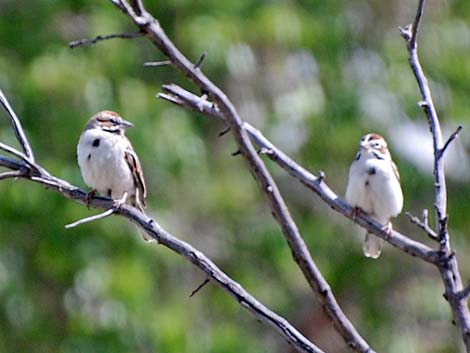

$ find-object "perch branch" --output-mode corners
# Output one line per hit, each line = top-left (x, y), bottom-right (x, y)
(0, 92), (325, 353)
(103, 3), (380, 351)
(158, 84), (438, 264)
(0, 89), (35, 161)
(400, 0), (470, 350)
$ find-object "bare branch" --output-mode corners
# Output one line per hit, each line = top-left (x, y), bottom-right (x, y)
(0, 89), (35, 161)
(194, 51), (207, 69)
(108, 8), (375, 353)
(159, 84), (438, 263)
(189, 278), (210, 298)
(0, 83), (327, 353)
(0, 142), (42, 173)
(401, 0), (470, 350)
(144, 60), (172, 67)
(35, 175), (327, 353)
(400, 0), (447, 239)
(0, 171), (22, 180)
(65, 208), (115, 229)
(0, 155), (27, 171)
(0, 142), (28, 161)
(69, 31), (144, 48)
(438, 125), (463, 160)
(406, 210), (438, 240)
(0, 135), (326, 353)
(410, 0), (426, 49)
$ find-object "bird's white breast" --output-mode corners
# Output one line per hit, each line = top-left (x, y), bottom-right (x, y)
(345, 157), (403, 223)
(77, 129), (134, 199)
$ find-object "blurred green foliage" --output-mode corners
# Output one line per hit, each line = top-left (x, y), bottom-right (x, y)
(0, 0), (469, 352)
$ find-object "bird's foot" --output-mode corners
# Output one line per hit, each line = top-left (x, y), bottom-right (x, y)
(113, 192), (128, 211)
(351, 206), (362, 222)
(85, 189), (97, 209)
(381, 222), (393, 239)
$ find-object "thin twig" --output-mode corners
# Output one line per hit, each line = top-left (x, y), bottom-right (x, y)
(113, 2), (376, 350)
(439, 125), (463, 159)
(410, 0), (426, 49)
(0, 89), (35, 161)
(189, 278), (210, 297)
(0, 171), (21, 180)
(0, 142), (40, 173)
(158, 83), (438, 263)
(144, 60), (172, 67)
(218, 126), (230, 137)
(406, 211), (438, 240)
(194, 51), (207, 69)
(65, 208), (115, 229)
(0, 87), (325, 353)
(69, 31), (144, 48)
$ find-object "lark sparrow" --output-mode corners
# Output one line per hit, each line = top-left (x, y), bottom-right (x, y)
(345, 133), (403, 259)
(77, 110), (150, 240)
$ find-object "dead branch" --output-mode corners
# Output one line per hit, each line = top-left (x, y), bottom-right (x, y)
(69, 31), (144, 48)
(0, 90), (324, 353)
(400, 0), (470, 349)
(100, 2), (378, 351)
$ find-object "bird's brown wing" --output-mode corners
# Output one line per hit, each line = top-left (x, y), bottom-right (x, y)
(124, 145), (147, 208)
(392, 160), (400, 182)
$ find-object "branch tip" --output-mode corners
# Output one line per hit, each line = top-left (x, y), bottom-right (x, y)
(69, 31), (143, 49)
(439, 125), (463, 158)
(0, 171), (22, 180)
(194, 51), (207, 69)
(417, 100), (429, 108)
(144, 60), (172, 67)
(258, 147), (273, 156)
(189, 278), (210, 297)
(65, 208), (115, 229)
(398, 25), (412, 41)
(406, 211), (438, 241)
(218, 126), (230, 137)
(0, 89), (35, 161)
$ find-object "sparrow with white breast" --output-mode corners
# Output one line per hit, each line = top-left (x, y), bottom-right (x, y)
(77, 110), (150, 240)
(345, 133), (403, 259)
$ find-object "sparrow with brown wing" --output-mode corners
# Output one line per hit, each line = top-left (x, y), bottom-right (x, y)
(345, 133), (403, 259)
(77, 110), (151, 241)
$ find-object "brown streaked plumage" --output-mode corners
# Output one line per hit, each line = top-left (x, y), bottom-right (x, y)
(77, 110), (150, 240)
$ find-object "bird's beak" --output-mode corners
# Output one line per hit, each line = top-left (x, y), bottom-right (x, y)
(120, 119), (134, 129)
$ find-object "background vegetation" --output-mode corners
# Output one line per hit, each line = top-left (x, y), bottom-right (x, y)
(0, 0), (469, 352)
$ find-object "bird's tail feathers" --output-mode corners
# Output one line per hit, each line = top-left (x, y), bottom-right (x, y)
(363, 232), (382, 259)
(131, 199), (155, 242)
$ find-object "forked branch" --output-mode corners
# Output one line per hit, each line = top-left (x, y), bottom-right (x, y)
(400, 0), (470, 350)
(0, 91), (324, 353)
